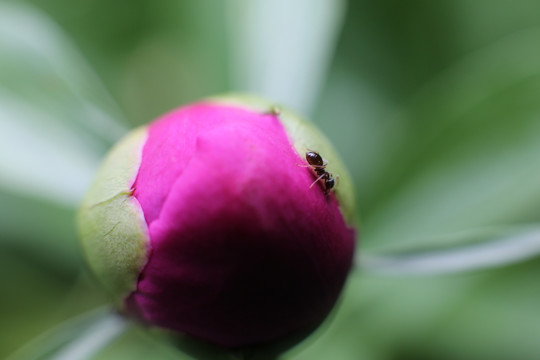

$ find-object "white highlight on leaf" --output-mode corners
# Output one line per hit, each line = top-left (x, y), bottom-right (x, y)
(359, 227), (540, 275)
(227, 0), (346, 115)
(0, 91), (101, 206)
(0, 2), (129, 206)
(0, 2), (128, 142)
(52, 314), (126, 360)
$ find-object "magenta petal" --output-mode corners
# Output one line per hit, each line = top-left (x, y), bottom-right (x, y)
(130, 104), (355, 347)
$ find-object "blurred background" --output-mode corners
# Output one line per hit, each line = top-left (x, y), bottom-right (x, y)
(3, 0), (540, 359)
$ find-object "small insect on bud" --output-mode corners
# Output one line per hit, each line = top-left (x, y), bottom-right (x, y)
(305, 150), (336, 195)
(78, 94), (357, 355)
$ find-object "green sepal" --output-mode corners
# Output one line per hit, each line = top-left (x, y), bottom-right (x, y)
(78, 127), (149, 301)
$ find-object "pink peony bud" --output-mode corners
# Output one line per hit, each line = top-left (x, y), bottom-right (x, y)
(78, 95), (356, 351)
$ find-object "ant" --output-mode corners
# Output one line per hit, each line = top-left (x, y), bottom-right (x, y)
(304, 150), (336, 195)
(263, 106), (281, 116)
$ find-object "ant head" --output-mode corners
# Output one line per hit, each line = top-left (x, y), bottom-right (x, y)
(305, 151), (325, 167)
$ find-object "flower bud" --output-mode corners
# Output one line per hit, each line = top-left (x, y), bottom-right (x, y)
(78, 95), (356, 350)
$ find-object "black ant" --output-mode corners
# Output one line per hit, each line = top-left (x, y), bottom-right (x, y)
(304, 151), (336, 195)
(263, 106), (281, 116)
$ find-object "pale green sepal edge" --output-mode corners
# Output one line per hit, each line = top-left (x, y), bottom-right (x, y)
(78, 126), (149, 301)
(207, 93), (356, 226)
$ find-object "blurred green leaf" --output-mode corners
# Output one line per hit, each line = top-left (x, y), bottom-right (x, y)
(294, 258), (540, 360)
(0, 2), (127, 206)
(91, 327), (193, 360)
(227, 0), (346, 115)
(360, 225), (540, 275)
(10, 311), (273, 360)
(421, 258), (540, 360)
(118, 1), (230, 125)
(361, 28), (540, 252)
(0, 190), (78, 270)
(0, 258), (99, 358)
(7, 307), (115, 360)
(91, 326), (288, 360)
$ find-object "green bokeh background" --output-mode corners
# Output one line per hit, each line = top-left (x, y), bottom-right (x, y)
(3, 0), (540, 359)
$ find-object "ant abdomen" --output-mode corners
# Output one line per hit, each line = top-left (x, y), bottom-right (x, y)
(325, 176), (335, 191)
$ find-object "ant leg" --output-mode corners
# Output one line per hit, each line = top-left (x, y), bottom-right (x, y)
(297, 164), (327, 170)
(309, 173), (326, 189)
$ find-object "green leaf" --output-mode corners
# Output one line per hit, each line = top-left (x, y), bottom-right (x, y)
(7, 308), (122, 360)
(362, 27), (540, 253)
(226, 0), (347, 115)
(0, 190), (78, 270)
(90, 328), (193, 360)
(9, 308), (281, 360)
(0, 2), (127, 206)
(359, 225), (540, 275)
